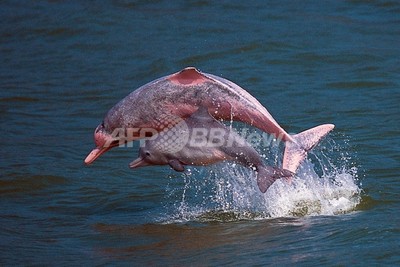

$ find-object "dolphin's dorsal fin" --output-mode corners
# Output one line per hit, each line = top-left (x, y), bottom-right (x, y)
(168, 159), (185, 172)
(191, 106), (213, 120)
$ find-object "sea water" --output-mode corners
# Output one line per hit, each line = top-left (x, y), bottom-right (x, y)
(1, 0), (399, 265)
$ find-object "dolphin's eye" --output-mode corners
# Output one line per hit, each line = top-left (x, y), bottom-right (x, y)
(95, 122), (105, 133)
(145, 152), (150, 157)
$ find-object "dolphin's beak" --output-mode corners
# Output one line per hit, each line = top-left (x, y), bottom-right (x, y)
(84, 146), (112, 165)
(84, 124), (119, 165)
(129, 157), (149, 169)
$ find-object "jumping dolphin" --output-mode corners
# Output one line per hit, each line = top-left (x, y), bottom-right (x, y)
(129, 107), (294, 193)
(85, 67), (334, 174)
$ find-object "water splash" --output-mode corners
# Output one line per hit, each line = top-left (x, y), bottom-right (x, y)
(161, 135), (362, 223)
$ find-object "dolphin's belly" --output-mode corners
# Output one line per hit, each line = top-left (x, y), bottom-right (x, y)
(177, 147), (231, 166)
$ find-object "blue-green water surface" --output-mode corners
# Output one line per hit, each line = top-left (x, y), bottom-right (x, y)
(1, 1), (399, 266)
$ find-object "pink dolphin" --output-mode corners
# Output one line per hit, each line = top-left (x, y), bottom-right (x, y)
(85, 67), (334, 174)
(129, 107), (294, 193)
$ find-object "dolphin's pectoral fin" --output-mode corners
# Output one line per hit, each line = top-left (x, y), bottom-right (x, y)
(256, 166), (294, 193)
(168, 159), (185, 172)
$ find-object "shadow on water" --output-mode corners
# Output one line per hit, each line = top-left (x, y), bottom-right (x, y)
(91, 216), (310, 264)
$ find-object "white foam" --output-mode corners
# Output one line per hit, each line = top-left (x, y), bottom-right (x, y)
(263, 161), (361, 217)
(161, 137), (362, 223)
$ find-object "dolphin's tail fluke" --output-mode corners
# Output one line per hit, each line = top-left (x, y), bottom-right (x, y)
(256, 166), (294, 193)
(283, 124), (335, 174)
